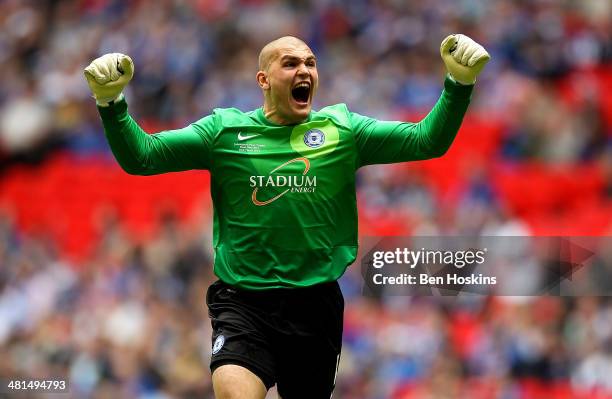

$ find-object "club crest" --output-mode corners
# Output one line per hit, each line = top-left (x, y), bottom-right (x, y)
(212, 335), (225, 354)
(303, 129), (325, 148)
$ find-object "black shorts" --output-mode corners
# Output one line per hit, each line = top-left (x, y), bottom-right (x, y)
(206, 279), (344, 398)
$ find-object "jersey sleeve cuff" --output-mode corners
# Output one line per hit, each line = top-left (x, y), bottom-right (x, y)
(97, 93), (129, 120)
(444, 74), (474, 98)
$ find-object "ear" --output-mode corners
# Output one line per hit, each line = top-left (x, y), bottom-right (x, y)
(256, 71), (270, 90)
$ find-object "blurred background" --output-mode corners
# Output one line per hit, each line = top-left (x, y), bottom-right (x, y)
(0, 0), (611, 398)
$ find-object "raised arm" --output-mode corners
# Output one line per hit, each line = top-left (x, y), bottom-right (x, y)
(84, 53), (215, 175)
(353, 34), (489, 167)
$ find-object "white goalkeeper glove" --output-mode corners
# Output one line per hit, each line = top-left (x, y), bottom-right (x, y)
(84, 53), (134, 105)
(440, 34), (490, 85)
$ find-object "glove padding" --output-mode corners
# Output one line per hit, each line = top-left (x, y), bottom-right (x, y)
(84, 53), (134, 105)
(440, 34), (490, 85)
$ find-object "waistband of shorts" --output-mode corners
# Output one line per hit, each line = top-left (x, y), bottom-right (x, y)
(214, 279), (340, 298)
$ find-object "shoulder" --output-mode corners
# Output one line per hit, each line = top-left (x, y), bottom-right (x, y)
(209, 107), (256, 126)
(185, 108), (254, 139)
(316, 103), (350, 117)
(313, 103), (352, 129)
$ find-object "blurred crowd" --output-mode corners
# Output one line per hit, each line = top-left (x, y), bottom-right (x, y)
(2, 206), (612, 398)
(0, 210), (217, 398)
(0, 0), (610, 163)
(3, 167), (612, 399)
(1, 0), (612, 398)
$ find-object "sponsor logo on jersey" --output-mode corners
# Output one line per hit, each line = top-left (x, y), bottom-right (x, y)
(249, 157), (316, 206)
(237, 132), (260, 141)
(303, 129), (325, 148)
(212, 335), (225, 355)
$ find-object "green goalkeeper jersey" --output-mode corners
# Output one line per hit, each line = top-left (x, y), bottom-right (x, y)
(98, 77), (473, 289)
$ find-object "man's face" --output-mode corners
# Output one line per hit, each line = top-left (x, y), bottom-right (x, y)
(260, 43), (318, 124)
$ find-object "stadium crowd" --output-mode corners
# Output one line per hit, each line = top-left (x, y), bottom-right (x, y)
(1, 0), (611, 398)
(0, 0), (610, 163)
(2, 210), (612, 398)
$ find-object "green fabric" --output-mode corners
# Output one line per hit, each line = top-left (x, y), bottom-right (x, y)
(98, 77), (473, 289)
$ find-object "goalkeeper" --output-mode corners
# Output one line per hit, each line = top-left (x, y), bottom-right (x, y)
(85, 34), (489, 399)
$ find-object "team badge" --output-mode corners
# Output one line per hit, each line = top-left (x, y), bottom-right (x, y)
(212, 335), (225, 354)
(303, 129), (325, 148)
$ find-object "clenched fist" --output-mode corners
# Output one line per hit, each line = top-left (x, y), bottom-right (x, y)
(440, 34), (490, 85)
(84, 53), (134, 105)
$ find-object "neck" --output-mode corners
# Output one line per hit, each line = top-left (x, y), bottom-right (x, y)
(263, 103), (307, 125)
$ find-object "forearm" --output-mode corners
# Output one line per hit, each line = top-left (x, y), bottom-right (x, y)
(411, 76), (473, 157)
(97, 97), (212, 174)
(354, 76), (474, 166)
(97, 97), (158, 175)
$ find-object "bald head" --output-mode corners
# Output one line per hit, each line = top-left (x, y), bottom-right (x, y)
(258, 36), (311, 72)
(256, 35), (318, 125)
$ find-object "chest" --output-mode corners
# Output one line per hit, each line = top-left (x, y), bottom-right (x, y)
(209, 119), (356, 206)
(211, 119), (354, 175)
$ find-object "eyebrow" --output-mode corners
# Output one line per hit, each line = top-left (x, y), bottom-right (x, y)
(280, 55), (317, 62)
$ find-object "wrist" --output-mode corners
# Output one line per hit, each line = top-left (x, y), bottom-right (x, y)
(447, 73), (475, 86)
(95, 93), (124, 107)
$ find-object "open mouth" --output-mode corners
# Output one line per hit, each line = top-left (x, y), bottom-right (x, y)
(291, 82), (310, 104)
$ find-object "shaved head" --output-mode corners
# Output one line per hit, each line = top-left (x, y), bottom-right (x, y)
(256, 35), (318, 125)
(258, 36), (311, 72)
